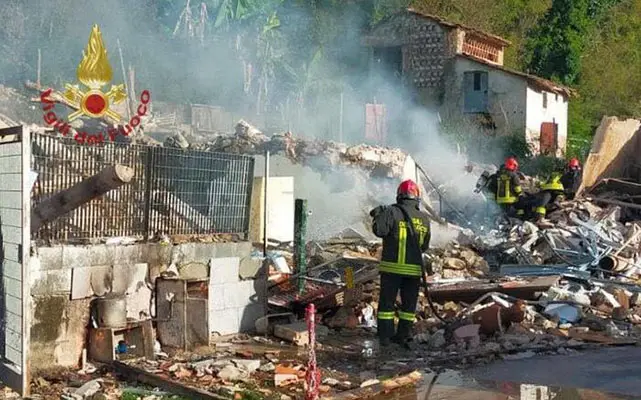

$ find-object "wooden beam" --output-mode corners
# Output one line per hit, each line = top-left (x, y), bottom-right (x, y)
(31, 164), (134, 233)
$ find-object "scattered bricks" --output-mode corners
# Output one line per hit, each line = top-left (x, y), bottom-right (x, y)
(274, 364), (303, 387)
(453, 324), (481, 350)
(232, 359), (261, 373)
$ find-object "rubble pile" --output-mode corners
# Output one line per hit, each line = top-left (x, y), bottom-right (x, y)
(168, 120), (411, 179)
(429, 242), (490, 279)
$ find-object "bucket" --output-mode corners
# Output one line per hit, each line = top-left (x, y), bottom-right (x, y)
(92, 295), (127, 329)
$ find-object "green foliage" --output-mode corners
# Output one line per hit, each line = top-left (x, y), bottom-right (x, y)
(524, 0), (591, 85)
(520, 155), (566, 177)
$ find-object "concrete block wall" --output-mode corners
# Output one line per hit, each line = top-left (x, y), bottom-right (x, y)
(209, 257), (266, 336)
(30, 241), (260, 371)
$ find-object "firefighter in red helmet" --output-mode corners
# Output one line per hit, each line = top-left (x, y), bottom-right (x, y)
(486, 157), (527, 218)
(561, 158), (582, 200)
(369, 179), (431, 349)
(530, 157), (582, 221)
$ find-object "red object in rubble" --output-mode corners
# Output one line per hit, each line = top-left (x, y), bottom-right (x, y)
(305, 303), (321, 400)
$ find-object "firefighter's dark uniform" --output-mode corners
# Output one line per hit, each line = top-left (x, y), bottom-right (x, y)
(486, 167), (526, 217)
(561, 169), (582, 200)
(370, 198), (431, 344)
(532, 172), (565, 219)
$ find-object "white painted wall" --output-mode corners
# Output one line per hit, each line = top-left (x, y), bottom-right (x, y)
(445, 57), (528, 135)
(525, 87), (569, 155)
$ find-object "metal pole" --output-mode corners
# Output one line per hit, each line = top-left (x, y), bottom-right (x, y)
(295, 198), (308, 294)
(263, 151), (270, 258)
(37, 48), (41, 88)
(338, 91), (344, 143)
(116, 38), (132, 121)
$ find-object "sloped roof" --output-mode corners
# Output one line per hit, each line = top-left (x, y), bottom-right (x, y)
(407, 8), (511, 47)
(458, 54), (576, 98)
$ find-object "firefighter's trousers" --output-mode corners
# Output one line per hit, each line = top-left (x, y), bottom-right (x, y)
(377, 272), (420, 342)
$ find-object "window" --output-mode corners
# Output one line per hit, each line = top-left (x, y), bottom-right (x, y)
(542, 92), (548, 109)
(555, 93), (558, 102)
(473, 72), (482, 91)
(463, 71), (488, 113)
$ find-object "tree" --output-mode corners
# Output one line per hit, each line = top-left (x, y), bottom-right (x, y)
(524, 0), (591, 85)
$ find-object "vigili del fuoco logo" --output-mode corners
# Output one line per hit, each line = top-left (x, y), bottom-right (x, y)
(40, 24), (150, 144)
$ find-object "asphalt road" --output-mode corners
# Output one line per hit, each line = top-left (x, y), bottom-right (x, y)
(468, 347), (641, 397)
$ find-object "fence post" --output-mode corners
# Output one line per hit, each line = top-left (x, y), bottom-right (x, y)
(142, 146), (154, 240)
(294, 198), (308, 294)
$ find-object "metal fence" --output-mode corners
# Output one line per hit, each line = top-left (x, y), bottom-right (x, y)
(31, 133), (255, 242)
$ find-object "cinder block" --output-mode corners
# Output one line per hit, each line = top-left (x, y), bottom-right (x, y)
(35, 246), (63, 271)
(212, 243), (235, 258)
(235, 280), (256, 308)
(113, 244), (145, 266)
(209, 257), (240, 284)
(30, 269), (73, 296)
(209, 309), (240, 336)
(208, 284), (225, 311)
(192, 243), (218, 262)
(61, 246), (91, 270)
(88, 245), (115, 266)
(222, 282), (246, 309)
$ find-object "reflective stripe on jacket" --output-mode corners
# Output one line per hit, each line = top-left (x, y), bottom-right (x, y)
(496, 172), (522, 204)
(540, 172), (564, 192)
(371, 199), (431, 277)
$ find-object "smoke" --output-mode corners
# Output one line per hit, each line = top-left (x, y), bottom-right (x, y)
(0, 1), (504, 241)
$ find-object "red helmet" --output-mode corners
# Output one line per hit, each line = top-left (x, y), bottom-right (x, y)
(568, 158), (581, 169)
(504, 157), (519, 172)
(397, 179), (420, 199)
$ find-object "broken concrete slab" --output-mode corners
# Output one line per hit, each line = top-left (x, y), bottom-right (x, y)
(273, 322), (329, 346)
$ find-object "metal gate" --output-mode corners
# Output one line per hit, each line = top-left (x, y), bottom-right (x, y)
(0, 126), (31, 396)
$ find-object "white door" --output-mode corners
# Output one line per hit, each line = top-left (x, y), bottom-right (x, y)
(0, 126), (31, 396)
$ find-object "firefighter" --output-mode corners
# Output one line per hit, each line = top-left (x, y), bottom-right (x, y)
(531, 158), (582, 221)
(369, 179), (431, 348)
(561, 158), (582, 200)
(531, 171), (565, 221)
(486, 157), (527, 218)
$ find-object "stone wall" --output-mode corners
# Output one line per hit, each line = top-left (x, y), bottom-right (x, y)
(29, 241), (263, 371)
(580, 117), (641, 192)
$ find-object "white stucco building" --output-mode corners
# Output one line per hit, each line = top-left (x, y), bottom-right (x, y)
(362, 8), (573, 155)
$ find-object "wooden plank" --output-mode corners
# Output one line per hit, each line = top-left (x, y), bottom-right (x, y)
(0, 208), (21, 228)
(0, 156), (21, 173)
(3, 277), (21, 299)
(31, 164), (135, 233)
(4, 327), (22, 361)
(0, 192), (22, 212)
(4, 346), (21, 368)
(0, 142), (20, 156)
(2, 243), (20, 263)
(5, 294), (21, 317)
(0, 174), (21, 191)
(2, 260), (21, 282)
(3, 312), (21, 335)
(113, 361), (227, 400)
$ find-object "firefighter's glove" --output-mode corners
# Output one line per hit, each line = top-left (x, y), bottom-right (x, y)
(369, 205), (387, 218)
